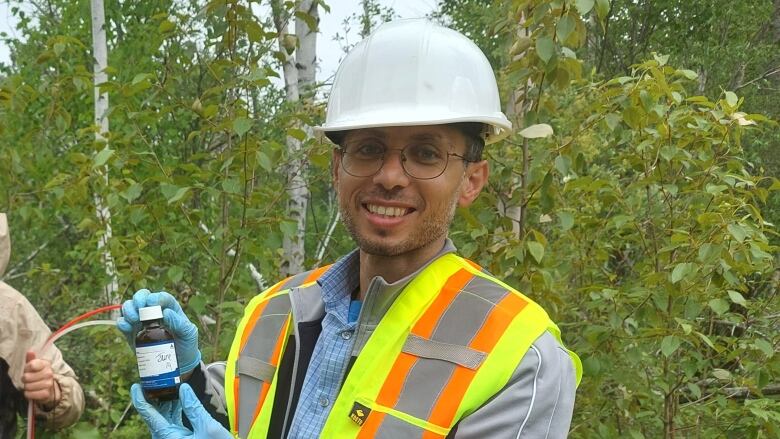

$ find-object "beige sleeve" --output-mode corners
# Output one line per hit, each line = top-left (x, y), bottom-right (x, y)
(34, 344), (86, 429)
(1, 283), (85, 429)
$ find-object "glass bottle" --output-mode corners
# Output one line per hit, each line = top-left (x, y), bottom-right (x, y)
(135, 305), (181, 401)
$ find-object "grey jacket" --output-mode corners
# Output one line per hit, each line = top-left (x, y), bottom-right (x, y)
(194, 241), (578, 438)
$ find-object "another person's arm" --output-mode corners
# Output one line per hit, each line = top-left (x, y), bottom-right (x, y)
(14, 294), (85, 429)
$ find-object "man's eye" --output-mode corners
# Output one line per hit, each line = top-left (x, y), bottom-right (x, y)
(353, 143), (384, 158)
(408, 144), (443, 164)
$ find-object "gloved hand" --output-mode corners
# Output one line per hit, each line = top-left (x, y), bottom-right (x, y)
(131, 383), (232, 439)
(117, 289), (202, 373)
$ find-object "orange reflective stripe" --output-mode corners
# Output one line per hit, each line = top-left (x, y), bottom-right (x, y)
(464, 258), (482, 271)
(239, 300), (270, 351)
(356, 410), (385, 439)
(421, 430), (446, 439)
(232, 378), (240, 432)
(303, 265), (330, 284)
(367, 269), (474, 429)
(234, 299), (272, 432)
(375, 352), (416, 407)
(412, 268), (473, 337)
(248, 314), (291, 431)
(426, 292), (528, 428)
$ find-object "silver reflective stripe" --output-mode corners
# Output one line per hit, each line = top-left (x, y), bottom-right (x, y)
(402, 333), (486, 370)
(236, 356), (276, 383)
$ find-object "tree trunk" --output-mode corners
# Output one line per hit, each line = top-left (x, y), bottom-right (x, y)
(274, 0), (318, 276)
(90, 0), (119, 314)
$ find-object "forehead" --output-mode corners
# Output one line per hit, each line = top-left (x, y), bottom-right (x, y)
(343, 125), (466, 147)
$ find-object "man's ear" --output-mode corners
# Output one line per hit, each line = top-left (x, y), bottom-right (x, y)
(458, 160), (489, 208)
(332, 148), (341, 186)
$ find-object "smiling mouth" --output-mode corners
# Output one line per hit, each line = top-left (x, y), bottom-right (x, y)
(365, 203), (412, 218)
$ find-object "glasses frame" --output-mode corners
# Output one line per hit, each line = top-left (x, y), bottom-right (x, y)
(337, 145), (473, 180)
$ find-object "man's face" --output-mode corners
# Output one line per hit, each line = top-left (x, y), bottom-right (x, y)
(333, 125), (488, 257)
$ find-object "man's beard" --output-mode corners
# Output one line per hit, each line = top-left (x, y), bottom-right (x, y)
(338, 185), (461, 257)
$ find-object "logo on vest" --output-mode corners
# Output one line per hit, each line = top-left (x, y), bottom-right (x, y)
(349, 401), (371, 426)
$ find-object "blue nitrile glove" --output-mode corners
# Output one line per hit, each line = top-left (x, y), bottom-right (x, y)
(117, 289), (202, 373)
(131, 383), (232, 439)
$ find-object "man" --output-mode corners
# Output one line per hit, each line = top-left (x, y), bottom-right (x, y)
(119, 19), (582, 438)
(0, 213), (85, 437)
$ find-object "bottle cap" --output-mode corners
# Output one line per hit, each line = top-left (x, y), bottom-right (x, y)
(139, 305), (164, 322)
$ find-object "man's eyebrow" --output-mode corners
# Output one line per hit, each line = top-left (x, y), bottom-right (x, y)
(408, 132), (444, 142)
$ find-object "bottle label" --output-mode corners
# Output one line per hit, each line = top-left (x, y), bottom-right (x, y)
(136, 340), (181, 389)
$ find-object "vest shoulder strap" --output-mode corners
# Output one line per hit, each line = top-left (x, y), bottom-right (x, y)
(225, 264), (332, 438)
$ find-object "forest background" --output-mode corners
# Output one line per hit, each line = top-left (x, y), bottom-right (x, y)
(0, 0), (778, 437)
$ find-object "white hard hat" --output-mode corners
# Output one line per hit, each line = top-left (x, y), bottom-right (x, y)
(315, 19), (512, 145)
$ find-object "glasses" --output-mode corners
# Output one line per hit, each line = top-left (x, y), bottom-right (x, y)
(338, 142), (472, 180)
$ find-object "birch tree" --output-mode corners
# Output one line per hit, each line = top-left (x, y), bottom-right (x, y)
(90, 0), (119, 312)
(272, 0), (318, 276)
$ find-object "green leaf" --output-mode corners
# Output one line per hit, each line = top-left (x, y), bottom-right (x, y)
(121, 183), (143, 202)
(661, 335), (682, 357)
(68, 422), (101, 439)
(595, 0), (610, 20)
(708, 298), (729, 315)
(167, 266), (184, 283)
(526, 241), (545, 263)
(604, 113), (621, 131)
(288, 128), (307, 141)
(558, 211), (574, 231)
(256, 151), (273, 172)
(696, 331), (716, 350)
(556, 15), (575, 42)
(160, 184), (190, 204)
(712, 368), (731, 381)
(221, 178), (242, 194)
(753, 339), (774, 358)
(727, 290), (746, 306)
(671, 262), (694, 283)
(92, 148), (114, 168)
(280, 220), (298, 237)
(724, 91), (738, 107)
(158, 19), (175, 34)
(233, 117), (253, 137)
(677, 69), (698, 80)
(697, 243), (720, 263)
(536, 36), (554, 63)
(575, 0), (595, 14)
(519, 123), (553, 139)
(554, 155), (572, 175)
(131, 73), (151, 85)
(727, 223), (747, 242)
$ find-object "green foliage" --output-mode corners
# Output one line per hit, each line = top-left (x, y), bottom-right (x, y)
(445, 0), (780, 437)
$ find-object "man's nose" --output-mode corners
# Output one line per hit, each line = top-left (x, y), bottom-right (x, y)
(372, 149), (410, 189)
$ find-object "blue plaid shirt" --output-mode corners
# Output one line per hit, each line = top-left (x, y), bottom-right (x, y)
(286, 250), (361, 438)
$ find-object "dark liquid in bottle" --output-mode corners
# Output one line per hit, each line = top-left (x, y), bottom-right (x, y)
(136, 321), (180, 401)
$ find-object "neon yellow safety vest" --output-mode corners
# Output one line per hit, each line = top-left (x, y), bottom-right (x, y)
(225, 254), (581, 438)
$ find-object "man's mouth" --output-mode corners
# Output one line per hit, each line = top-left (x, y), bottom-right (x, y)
(365, 203), (411, 218)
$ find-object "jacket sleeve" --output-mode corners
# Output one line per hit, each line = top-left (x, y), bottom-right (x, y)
(34, 347), (85, 429)
(451, 331), (578, 439)
(10, 288), (85, 429)
(187, 361), (230, 429)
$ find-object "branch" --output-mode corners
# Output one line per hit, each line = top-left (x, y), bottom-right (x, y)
(735, 66), (780, 91)
(1, 223), (70, 281)
(315, 210), (340, 266)
(247, 263), (269, 291)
